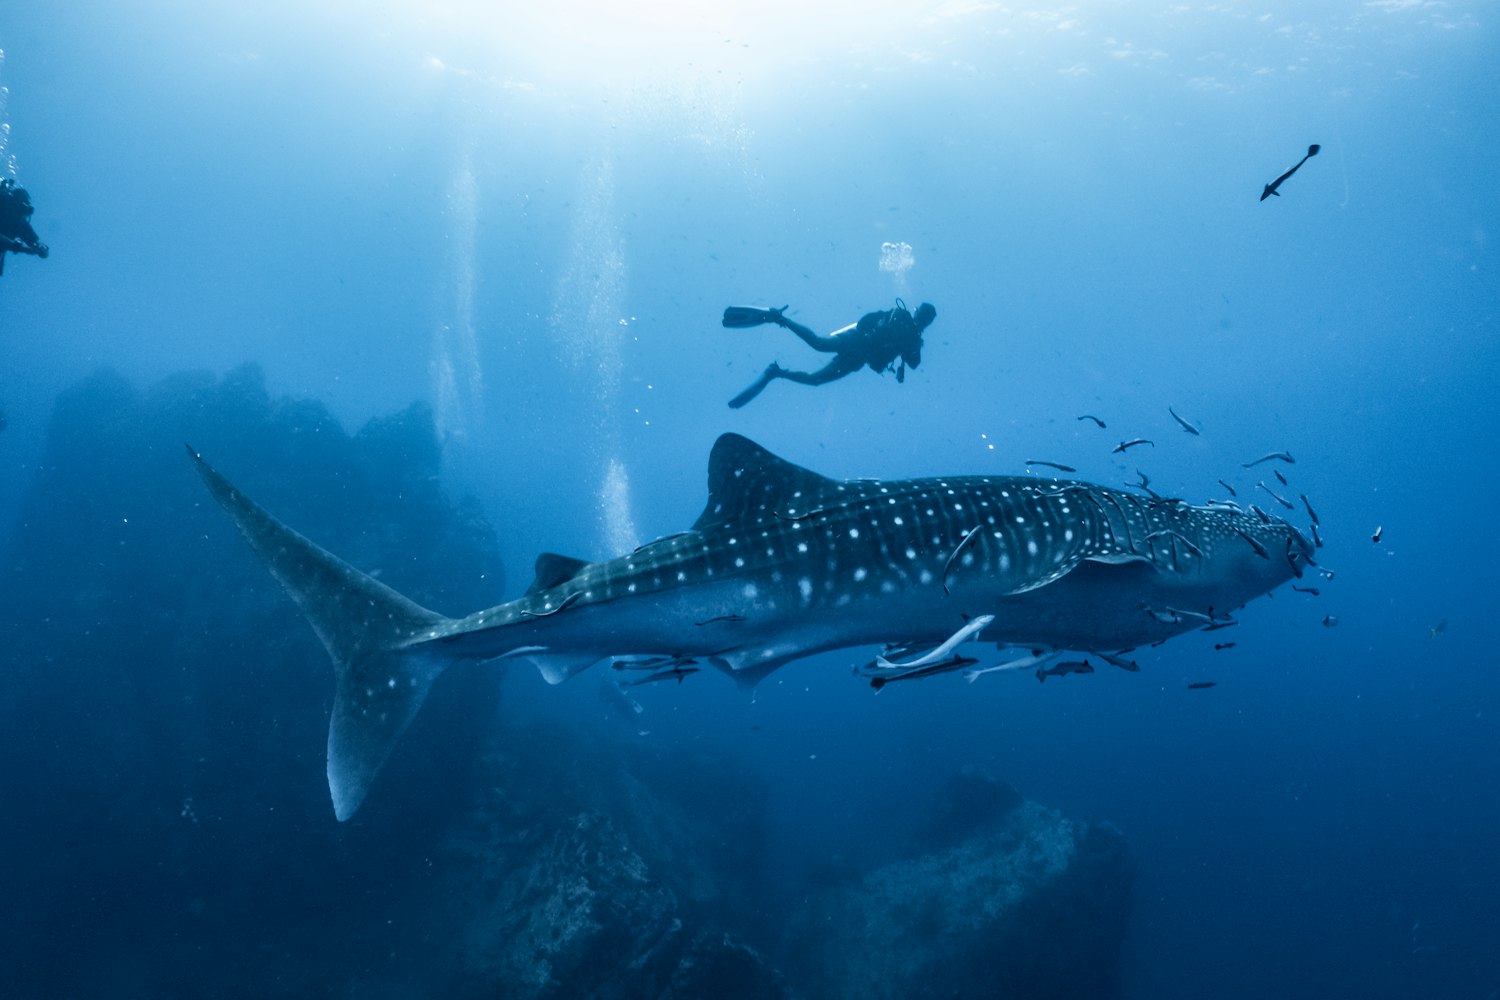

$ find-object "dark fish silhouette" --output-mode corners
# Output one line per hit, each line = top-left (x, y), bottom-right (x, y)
(1035, 659), (1094, 683)
(1273, 469), (1288, 486)
(1321, 614), (1338, 628)
(1218, 479), (1237, 497)
(1242, 452), (1295, 468)
(1292, 585), (1320, 596)
(1168, 406), (1201, 435)
(1300, 494), (1319, 526)
(1026, 460), (1077, 473)
(1430, 620), (1447, 638)
(1187, 681), (1217, 690)
(1214, 642), (1236, 651)
(1372, 525), (1383, 544)
(1077, 414), (1107, 428)
(1260, 144), (1320, 201)
(1113, 438), (1154, 454)
(625, 665), (701, 687)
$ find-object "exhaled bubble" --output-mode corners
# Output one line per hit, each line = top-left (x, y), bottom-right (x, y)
(879, 240), (915, 276)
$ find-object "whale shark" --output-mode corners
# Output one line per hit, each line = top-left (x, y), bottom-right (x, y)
(190, 433), (1311, 820)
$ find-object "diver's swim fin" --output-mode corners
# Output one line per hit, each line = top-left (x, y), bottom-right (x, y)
(722, 305), (784, 329)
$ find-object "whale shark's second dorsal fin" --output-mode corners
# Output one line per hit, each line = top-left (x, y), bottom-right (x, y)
(693, 433), (839, 529)
(526, 553), (591, 596)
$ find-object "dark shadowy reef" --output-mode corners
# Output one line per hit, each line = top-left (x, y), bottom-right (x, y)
(0, 366), (1133, 998)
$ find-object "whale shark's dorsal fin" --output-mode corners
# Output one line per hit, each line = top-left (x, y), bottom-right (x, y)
(526, 552), (591, 596)
(693, 433), (838, 530)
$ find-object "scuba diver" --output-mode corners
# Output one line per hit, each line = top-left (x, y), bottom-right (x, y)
(0, 178), (49, 277)
(722, 299), (937, 409)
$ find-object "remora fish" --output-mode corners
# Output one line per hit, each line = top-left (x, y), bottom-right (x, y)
(189, 434), (1311, 820)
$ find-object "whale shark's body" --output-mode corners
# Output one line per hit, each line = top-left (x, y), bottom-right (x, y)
(192, 433), (1310, 820)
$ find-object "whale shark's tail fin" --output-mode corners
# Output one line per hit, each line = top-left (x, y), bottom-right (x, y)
(187, 446), (454, 821)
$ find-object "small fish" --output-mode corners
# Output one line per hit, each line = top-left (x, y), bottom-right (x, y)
(964, 650), (1057, 683)
(1213, 642), (1237, 651)
(1242, 452), (1295, 468)
(1146, 608), (1182, 625)
(1249, 504), (1271, 524)
(1113, 438), (1154, 454)
(625, 666), (700, 687)
(1094, 650), (1141, 672)
(1292, 585), (1320, 596)
(1168, 406), (1201, 435)
(870, 654), (978, 690)
(1317, 567), (1335, 581)
(1201, 618), (1238, 632)
(612, 654), (698, 672)
(1234, 528), (1270, 559)
(1257, 481), (1296, 510)
(1311, 523), (1324, 548)
(1300, 494), (1319, 526)
(1371, 525), (1383, 544)
(1321, 615), (1338, 628)
(1077, 414), (1107, 429)
(942, 525), (985, 596)
(1273, 469), (1288, 486)
(1260, 143), (1320, 201)
(1285, 538), (1304, 579)
(772, 509), (822, 522)
(1035, 659), (1095, 683)
(877, 615), (994, 670)
(1429, 620), (1447, 638)
(694, 614), (746, 627)
(1187, 681), (1217, 690)
(1217, 479), (1237, 497)
(1026, 460), (1077, 473)
(1206, 498), (1243, 511)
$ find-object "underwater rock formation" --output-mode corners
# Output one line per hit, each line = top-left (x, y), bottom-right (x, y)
(783, 771), (1134, 1000)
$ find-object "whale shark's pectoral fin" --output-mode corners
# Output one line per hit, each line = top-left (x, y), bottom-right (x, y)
(517, 651), (606, 685)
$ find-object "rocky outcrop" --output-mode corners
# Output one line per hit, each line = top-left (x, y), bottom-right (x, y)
(782, 772), (1134, 1000)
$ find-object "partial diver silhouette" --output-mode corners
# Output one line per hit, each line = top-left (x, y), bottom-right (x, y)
(723, 300), (936, 409)
(0, 178), (49, 276)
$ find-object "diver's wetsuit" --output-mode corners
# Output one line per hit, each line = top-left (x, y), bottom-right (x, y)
(724, 301), (935, 409)
(0, 179), (49, 276)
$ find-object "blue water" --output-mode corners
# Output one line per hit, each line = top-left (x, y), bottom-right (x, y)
(2, 3), (1497, 997)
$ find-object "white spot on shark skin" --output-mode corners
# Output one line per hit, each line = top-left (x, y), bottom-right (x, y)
(880, 580), (897, 594)
(799, 578), (813, 601)
(1065, 529), (1074, 542)
(677, 571), (687, 583)
(919, 569), (934, 585)
(849, 527), (860, 539)
(894, 516), (904, 526)
(836, 594), (852, 607)
(742, 583), (759, 600)
(1001, 554), (1012, 570)
(906, 547), (918, 560)
(797, 542), (808, 554)
(735, 557), (745, 568)
(627, 583), (637, 593)
(1027, 541), (1039, 556)
(854, 567), (868, 582)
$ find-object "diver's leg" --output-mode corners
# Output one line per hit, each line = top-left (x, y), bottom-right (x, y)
(774, 355), (863, 387)
(779, 318), (844, 353)
(728, 363), (785, 409)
